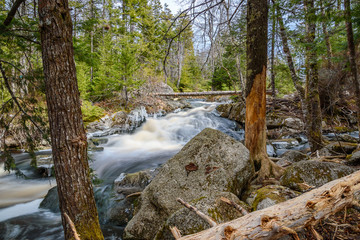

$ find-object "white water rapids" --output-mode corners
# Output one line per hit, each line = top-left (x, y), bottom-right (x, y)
(0, 101), (243, 239)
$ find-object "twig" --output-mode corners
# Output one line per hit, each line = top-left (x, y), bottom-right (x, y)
(0, 61), (46, 137)
(63, 213), (81, 240)
(170, 226), (182, 239)
(126, 192), (142, 199)
(177, 198), (217, 227)
(220, 197), (248, 215)
(309, 225), (323, 240)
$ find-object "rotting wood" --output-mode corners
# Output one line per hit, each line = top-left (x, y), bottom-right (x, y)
(170, 226), (182, 239)
(178, 170), (360, 240)
(220, 197), (249, 216)
(177, 198), (217, 227)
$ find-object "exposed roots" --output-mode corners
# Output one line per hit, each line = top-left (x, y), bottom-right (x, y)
(255, 156), (284, 183)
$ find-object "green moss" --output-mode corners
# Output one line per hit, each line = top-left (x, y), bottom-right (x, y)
(251, 186), (287, 211)
(334, 126), (352, 133)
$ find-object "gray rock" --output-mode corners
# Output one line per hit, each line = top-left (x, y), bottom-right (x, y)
(284, 117), (304, 131)
(345, 150), (360, 166)
(39, 186), (59, 213)
(276, 150), (308, 167)
(216, 103), (233, 118)
(114, 169), (158, 200)
(123, 128), (253, 240)
(337, 134), (358, 143)
(155, 192), (246, 240)
(318, 141), (358, 156)
(280, 160), (355, 192)
(228, 102), (246, 123)
(251, 185), (300, 211)
(90, 138), (109, 146)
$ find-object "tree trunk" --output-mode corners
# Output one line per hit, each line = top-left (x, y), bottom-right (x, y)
(304, 0), (324, 152)
(178, 170), (360, 240)
(245, 0), (282, 180)
(270, 3), (276, 102)
(277, 8), (305, 101)
(38, 1), (104, 239)
(344, 0), (360, 139)
(321, 0), (333, 68)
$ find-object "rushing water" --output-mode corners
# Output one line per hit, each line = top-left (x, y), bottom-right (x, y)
(0, 101), (244, 240)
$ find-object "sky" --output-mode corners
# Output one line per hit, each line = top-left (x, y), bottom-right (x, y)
(159, 0), (181, 14)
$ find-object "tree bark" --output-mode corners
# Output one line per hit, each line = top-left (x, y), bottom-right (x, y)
(270, 2), (276, 102)
(304, 0), (324, 152)
(321, 0), (333, 68)
(178, 170), (360, 240)
(38, 1), (104, 239)
(344, 0), (360, 139)
(245, 0), (282, 180)
(277, 8), (305, 101)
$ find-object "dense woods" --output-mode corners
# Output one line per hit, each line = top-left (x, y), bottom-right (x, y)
(1, 0), (360, 239)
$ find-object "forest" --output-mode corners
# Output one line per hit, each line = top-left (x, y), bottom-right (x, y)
(1, 0), (360, 239)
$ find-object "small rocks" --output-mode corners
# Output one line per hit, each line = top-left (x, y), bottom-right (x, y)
(251, 185), (300, 211)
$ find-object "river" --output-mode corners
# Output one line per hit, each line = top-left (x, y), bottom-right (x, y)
(0, 100), (247, 240)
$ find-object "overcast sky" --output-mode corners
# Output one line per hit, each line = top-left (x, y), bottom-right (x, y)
(160, 0), (181, 14)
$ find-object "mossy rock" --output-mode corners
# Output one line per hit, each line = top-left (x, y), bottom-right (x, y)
(216, 103), (233, 118)
(319, 141), (358, 156)
(276, 150), (308, 167)
(90, 138), (109, 146)
(155, 192), (247, 240)
(252, 185), (300, 211)
(280, 160), (355, 192)
(124, 128), (252, 240)
(345, 150), (360, 166)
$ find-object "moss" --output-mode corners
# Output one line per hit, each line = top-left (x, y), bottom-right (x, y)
(334, 126), (352, 133)
(251, 186), (287, 211)
(207, 207), (223, 222)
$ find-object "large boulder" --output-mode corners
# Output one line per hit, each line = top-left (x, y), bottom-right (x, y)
(123, 128), (253, 240)
(280, 160), (355, 192)
(155, 192), (247, 240)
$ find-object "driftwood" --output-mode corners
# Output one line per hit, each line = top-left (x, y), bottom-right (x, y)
(154, 90), (274, 97)
(154, 91), (241, 97)
(178, 170), (360, 240)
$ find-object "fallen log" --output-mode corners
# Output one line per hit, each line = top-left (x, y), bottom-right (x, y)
(178, 170), (360, 240)
(154, 91), (241, 97)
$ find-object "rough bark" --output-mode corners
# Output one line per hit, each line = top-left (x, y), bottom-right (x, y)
(245, 0), (282, 180)
(270, 3), (276, 101)
(344, 0), (360, 139)
(178, 170), (360, 240)
(38, 1), (104, 239)
(277, 8), (305, 101)
(321, 0), (333, 68)
(304, 0), (324, 152)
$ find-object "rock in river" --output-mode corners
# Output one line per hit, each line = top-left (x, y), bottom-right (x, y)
(123, 128), (253, 240)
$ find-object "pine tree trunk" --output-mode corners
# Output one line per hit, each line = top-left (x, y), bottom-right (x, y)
(245, 0), (282, 180)
(344, 0), (360, 138)
(38, 1), (104, 239)
(321, 0), (333, 68)
(304, 0), (324, 152)
(277, 9), (305, 101)
(270, 3), (276, 101)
